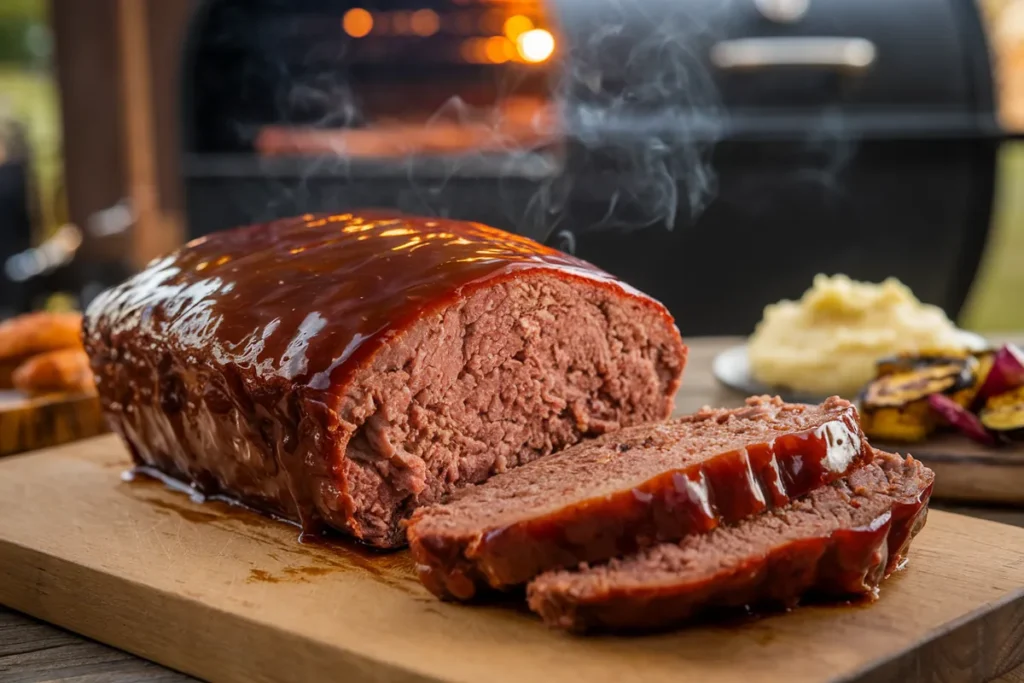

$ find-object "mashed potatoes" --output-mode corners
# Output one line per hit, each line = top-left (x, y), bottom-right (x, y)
(748, 274), (969, 396)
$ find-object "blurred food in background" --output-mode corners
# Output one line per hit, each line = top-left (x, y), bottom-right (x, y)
(748, 275), (976, 397)
(858, 341), (1024, 447)
(11, 346), (94, 395)
(0, 310), (93, 395)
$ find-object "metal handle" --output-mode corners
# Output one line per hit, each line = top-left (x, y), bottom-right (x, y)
(710, 37), (877, 72)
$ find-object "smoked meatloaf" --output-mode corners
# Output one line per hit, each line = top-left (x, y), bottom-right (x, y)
(83, 212), (686, 548)
(528, 449), (934, 633)
(407, 396), (871, 599)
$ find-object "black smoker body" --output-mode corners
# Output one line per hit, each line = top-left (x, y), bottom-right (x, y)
(182, 0), (999, 334)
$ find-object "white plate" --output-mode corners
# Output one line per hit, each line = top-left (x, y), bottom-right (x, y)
(712, 330), (990, 404)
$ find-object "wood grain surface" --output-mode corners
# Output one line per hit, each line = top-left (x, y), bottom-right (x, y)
(0, 608), (194, 682)
(0, 390), (108, 458)
(4, 336), (1024, 683)
(875, 435), (1024, 505)
(1, 435), (1024, 683)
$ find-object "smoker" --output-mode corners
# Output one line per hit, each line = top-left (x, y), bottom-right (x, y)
(178, 0), (1001, 334)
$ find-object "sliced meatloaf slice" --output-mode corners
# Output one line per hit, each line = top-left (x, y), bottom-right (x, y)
(527, 450), (934, 633)
(406, 396), (871, 600)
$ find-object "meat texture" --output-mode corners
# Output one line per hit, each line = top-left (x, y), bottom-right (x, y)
(407, 396), (871, 599)
(83, 212), (686, 548)
(527, 450), (934, 633)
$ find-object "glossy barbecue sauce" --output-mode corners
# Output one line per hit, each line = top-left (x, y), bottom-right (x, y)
(823, 473), (934, 598)
(89, 212), (659, 397)
(88, 212), (675, 539)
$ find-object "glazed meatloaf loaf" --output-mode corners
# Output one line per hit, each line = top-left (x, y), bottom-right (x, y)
(407, 396), (871, 599)
(83, 212), (686, 548)
(528, 450), (934, 633)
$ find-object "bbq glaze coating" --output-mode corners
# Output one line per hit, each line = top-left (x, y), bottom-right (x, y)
(407, 397), (871, 600)
(83, 212), (686, 546)
(527, 451), (934, 634)
(86, 212), (659, 389)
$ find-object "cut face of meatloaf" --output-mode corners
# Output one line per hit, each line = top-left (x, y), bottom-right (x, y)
(83, 212), (686, 548)
(406, 396), (870, 600)
(527, 450), (934, 633)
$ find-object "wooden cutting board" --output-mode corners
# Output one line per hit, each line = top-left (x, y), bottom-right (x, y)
(2, 437), (1024, 683)
(0, 389), (107, 457)
(875, 436), (1024, 505)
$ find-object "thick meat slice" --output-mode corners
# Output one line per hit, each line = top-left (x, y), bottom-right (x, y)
(406, 396), (870, 599)
(527, 450), (934, 633)
(83, 212), (686, 548)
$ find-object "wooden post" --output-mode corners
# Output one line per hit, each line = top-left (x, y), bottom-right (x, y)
(116, 0), (185, 267)
(51, 0), (128, 265)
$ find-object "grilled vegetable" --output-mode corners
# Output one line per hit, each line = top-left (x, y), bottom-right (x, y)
(861, 362), (974, 409)
(979, 386), (1024, 437)
(974, 344), (1024, 405)
(859, 345), (1006, 446)
(927, 393), (998, 446)
(860, 358), (977, 442)
(951, 351), (994, 408)
(860, 401), (937, 442)
(875, 348), (977, 377)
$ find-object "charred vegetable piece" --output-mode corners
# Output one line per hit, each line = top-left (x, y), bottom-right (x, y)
(928, 393), (998, 446)
(862, 362), (974, 409)
(860, 401), (937, 442)
(951, 352), (994, 408)
(979, 386), (1024, 436)
(975, 344), (1024, 405)
(875, 348), (977, 377)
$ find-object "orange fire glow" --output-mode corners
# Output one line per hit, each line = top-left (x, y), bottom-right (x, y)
(485, 36), (511, 63)
(516, 28), (555, 63)
(410, 9), (440, 36)
(503, 14), (533, 40)
(342, 8), (373, 38)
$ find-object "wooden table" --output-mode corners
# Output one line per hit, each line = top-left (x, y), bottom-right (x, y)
(3, 336), (1024, 683)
